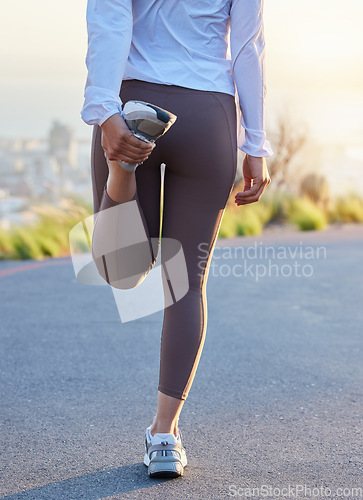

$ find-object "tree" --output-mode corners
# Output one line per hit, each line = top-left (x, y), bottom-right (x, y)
(265, 111), (308, 191)
(229, 110), (313, 209)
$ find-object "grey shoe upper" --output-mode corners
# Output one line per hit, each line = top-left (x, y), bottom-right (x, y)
(144, 427), (187, 470)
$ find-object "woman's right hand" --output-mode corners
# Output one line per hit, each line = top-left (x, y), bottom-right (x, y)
(100, 112), (155, 165)
(234, 155), (271, 206)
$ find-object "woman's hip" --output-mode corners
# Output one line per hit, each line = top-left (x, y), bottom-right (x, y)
(120, 79), (237, 178)
(120, 78), (237, 139)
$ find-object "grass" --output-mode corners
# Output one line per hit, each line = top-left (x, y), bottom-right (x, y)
(219, 190), (363, 236)
(220, 192), (284, 237)
(0, 198), (92, 261)
(1, 192), (363, 260)
(330, 193), (363, 223)
(283, 196), (328, 231)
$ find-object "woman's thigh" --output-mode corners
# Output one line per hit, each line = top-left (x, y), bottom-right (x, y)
(91, 124), (109, 215)
(91, 80), (164, 238)
(119, 82), (166, 241)
(118, 80), (237, 288)
(160, 90), (238, 289)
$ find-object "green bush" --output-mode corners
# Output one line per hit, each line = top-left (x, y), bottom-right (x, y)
(0, 199), (93, 260)
(220, 193), (282, 238)
(2, 191), (363, 259)
(0, 229), (16, 260)
(253, 194), (282, 224)
(11, 227), (44, 260)
(37, 217), (71, 252)
(220, 205), (262, 238)
(235, 206), (263, 236)
(285, 196), (327, 231)
(331, 195), (363, 223)
(33, 232), (62, 257)
(219, 212), (239, 238)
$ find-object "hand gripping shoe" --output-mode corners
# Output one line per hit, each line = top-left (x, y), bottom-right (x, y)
(117, 100), (177, 172)
(144, 426), (188, 478)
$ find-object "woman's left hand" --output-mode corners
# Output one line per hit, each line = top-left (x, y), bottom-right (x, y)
(234, 155), (271, 206)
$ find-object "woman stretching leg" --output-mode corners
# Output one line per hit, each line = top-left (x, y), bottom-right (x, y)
(82, 0), (273, 478)
(91, 79), (239, 421)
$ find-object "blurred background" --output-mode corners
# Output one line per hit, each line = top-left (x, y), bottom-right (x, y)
(1, 0), (363, 257)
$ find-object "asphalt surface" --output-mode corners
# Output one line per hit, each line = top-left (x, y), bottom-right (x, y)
(0, 224), (362, 499)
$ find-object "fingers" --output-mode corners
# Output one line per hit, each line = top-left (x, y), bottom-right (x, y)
(237, 177), (263, 200)
(106, 152), (145, 165)
(107, 146), (153, 163)
(105, 137), (155, 163)
(125, 133), (153, 150)
(106, 150), (151, 163)
(101, 113), (155, 163)
(235, 177), (271, 205)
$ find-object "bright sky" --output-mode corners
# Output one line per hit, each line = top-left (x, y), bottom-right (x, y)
(264, 0), (363, 91)
(1, 0), (362, 88)
(0, 0), (362, 146)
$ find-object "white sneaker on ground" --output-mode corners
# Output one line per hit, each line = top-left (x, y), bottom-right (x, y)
(143, 426), (188, 478)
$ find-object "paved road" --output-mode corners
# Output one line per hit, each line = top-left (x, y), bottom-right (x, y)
(0, 225), (362, 499)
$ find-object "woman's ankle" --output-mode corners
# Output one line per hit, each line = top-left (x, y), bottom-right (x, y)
(106, 176), (136, 203)
(150, 422), (179, 437)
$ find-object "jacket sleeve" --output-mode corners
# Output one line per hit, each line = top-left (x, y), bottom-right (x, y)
(230, 0), (273, 157)
(80, 0), (133, 126)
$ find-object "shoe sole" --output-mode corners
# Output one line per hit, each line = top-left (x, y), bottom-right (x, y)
(149, 460), (184, 478)
(123, 101), (177, 124)
(122, 100), (177, 142)
(144, 449), (187, 478)
(145, 461), (185, 478)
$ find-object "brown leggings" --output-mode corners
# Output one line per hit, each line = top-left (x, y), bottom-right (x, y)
(90, 79), (237, 400)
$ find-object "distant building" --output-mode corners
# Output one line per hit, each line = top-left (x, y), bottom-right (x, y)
(0, 120), (92, 226)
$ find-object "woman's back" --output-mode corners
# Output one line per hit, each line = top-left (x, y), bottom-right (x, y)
(126, 0), (234, 94)
(82, 0), (273, 157)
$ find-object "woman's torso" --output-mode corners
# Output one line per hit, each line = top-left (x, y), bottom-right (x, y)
(123, 0), (235, 96)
